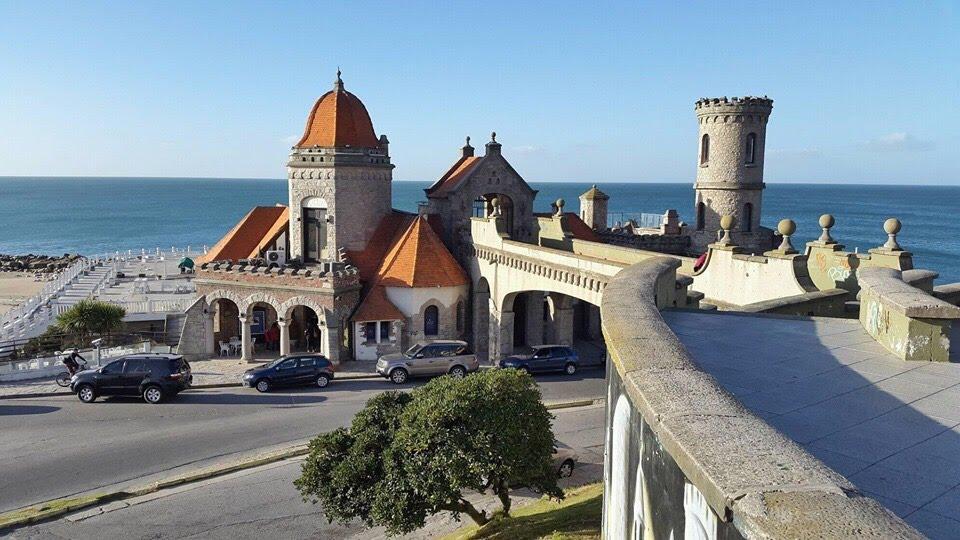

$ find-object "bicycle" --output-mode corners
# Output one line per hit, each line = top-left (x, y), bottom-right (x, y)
(55, 358), (88, 387)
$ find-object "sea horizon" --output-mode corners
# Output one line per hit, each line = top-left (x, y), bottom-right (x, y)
(1, 176), (958, 283)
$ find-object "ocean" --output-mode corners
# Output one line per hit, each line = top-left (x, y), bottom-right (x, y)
(0, 177), (957, 283)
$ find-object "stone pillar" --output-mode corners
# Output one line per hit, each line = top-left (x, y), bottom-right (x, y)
(239, 314), (253, 362)
(473, 291), (491, 363)
(554, 306), (574, 346)
(489, 307), (514, 362)
(524, 293), (544, 347)
(204, 311), (215, 357)
(325, 323), (341, 363)
(588, 304), (602, 341)
(278, 319), (290, 357)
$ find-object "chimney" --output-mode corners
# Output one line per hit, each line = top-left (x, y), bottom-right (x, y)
(461, 136), (474, 158)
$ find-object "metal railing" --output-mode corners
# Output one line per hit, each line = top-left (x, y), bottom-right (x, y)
(607, 212), (670, 230)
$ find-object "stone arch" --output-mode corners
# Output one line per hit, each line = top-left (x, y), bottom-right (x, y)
(607, 393), (632, 540)
(241, 292), (283, 318)
(279, 295), (328, 323)
(205, 289), (245, 308)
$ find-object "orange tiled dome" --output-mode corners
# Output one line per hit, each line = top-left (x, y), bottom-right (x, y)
(296, 72), (380, 149)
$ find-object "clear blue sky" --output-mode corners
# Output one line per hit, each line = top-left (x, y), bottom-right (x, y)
(1, 1), (957, 184)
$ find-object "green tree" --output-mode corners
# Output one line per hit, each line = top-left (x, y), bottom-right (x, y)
(55, 299), (126, 337)
(295, 369), (562, 536)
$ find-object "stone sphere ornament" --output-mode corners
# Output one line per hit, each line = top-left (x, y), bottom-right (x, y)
(883, 218), (903, 251)
(719, 215), (735, 231)
(778, 218), (797, 237)
(818, 214), (836, 244)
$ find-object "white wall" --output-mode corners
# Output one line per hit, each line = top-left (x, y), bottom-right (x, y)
(385, 285), (466, 315)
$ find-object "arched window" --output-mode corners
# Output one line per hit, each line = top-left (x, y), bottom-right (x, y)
(696, 202), (706, 231)
(745, 133), (756, 164)
(424, 305), (439, 336)
(455, 300), (465, 332)
(302, 197), (328, 263)
(700, 134), (710, 165)
(744, 203), (754, 232)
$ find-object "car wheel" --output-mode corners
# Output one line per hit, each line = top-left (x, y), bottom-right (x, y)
(255, 379), (270, 393)
(564, 363), (577, 375)
(390, 368), (408, 385)
(143, 385), (164, 404)
(77, 384), (96, 403)
(558, 459), (575, 478)
(316, 374), (330, 388)
(449, 366), (467, 379)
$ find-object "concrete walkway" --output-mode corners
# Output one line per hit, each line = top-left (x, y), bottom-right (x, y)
(0, 358), (380, 398)
(663, 310), (960, 540)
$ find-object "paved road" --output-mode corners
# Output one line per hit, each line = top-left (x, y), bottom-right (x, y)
(11, 405), (605, 540)
(0, 369), (605, 513)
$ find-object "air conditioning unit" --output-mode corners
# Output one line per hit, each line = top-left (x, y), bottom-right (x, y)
(265, 249), (286, 267)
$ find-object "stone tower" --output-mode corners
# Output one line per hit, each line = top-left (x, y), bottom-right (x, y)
(286, 72), (394, 262)
(579, 185), (609, 230)
(690, 96), (773, 254)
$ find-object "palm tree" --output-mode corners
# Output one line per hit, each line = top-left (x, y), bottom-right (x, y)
(56, 299), (126, 338)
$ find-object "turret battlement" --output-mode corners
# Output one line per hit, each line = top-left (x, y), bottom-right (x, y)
(695, 96), (773, 115)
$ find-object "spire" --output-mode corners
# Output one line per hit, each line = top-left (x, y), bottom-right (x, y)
(334, 68), (344, 92)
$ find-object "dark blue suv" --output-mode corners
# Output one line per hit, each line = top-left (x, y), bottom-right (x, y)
(499, 345), (579, 375)
(242, 354), (335, 392)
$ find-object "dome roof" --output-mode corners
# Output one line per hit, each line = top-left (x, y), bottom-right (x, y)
(295, 72), (381, 149)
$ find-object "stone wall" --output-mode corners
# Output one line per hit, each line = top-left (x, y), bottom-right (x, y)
(600, 257), (921, 539)
(858, 267), (960, 362)
(597, 230), (691, 255)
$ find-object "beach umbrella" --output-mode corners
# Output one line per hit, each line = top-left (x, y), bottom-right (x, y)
(178, 257), (195, 269)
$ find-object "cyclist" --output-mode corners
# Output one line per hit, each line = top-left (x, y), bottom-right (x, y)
(63, 349), (87, 376)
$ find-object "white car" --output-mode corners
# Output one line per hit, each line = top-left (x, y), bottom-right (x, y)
(553, 441), (579, 478)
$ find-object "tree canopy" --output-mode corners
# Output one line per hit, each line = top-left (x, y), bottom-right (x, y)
(55, 299), (126, 336)
(295, 368), (562, 536)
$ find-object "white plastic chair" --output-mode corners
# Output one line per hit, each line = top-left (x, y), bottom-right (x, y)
(219, 341), (231, 357)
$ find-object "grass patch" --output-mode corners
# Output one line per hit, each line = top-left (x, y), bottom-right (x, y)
(0, 494), (106, 530)
(443, 482), (602, 540)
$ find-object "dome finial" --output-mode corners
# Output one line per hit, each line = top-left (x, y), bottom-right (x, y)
(334, 67), (344, 91)
(491, 131), (497, 143)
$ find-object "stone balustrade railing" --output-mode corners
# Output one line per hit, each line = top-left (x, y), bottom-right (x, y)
(858, 267), (960, 362)
(600, 256), (919, 538)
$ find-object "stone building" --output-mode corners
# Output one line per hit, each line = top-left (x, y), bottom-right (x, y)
(180, 73), (472, 363)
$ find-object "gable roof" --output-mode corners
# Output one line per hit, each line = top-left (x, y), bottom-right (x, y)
(424, 155), (484, 198)
(346, 211), (415, 283)
(534, 212), (602, 243)
(197, 206), (288, 263)
(377, 215), (470, 288)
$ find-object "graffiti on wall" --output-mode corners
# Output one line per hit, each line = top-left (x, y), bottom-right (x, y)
(815, 252), (853, 283)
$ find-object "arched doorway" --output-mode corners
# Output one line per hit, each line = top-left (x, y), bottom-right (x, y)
(247, 301), (279, 358)
(211, 297), (240, 356)
(288, 304), (322, 354)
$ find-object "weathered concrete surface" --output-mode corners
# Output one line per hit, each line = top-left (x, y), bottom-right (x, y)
(601, 258), (920, 539)
(665, 310), (960, 539)
(858, 267), (960, 362)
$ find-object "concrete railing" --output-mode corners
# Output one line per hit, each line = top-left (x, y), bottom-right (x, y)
(600, 257), (919, 539)
(858, 267), (960, 362)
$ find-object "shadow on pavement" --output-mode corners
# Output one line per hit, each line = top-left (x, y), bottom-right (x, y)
(101, 393), (328, 406)
(0, 404), (61, 415)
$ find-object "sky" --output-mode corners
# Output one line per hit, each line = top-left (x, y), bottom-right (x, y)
(1, 1), (957, 184)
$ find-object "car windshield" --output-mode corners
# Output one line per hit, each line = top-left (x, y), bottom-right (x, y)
(403, 344), (424, 357)
(264, 357), (289, 369)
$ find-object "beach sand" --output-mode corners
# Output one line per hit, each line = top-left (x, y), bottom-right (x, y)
(0, 273), (45, 317)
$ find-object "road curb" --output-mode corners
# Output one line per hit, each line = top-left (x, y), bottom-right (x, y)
(0, 373), (384, 400)
(0, 444), (310, 533)
(0, 396), (603, 531)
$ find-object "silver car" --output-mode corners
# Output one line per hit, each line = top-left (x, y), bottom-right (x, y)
(376, 340), (479, 384)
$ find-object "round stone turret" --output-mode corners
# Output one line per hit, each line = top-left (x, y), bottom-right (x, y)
(691, 96), (774, 254)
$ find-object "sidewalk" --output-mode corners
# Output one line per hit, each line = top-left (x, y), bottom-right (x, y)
(0, 357), (380, 399)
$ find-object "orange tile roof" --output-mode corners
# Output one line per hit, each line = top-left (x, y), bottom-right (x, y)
(425, 156), (484, 198)
(352, 286), (405, 322)
(197, 206), (288, 263)
(346, 211), (415, 283)
(296, 77), (380, 149)
(376, 215), (470, 288)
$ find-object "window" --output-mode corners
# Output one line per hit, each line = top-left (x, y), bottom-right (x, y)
(380, 321), (391, 341)
(424, 306), (439, 336)
(102, 360), (124, 374)
(744, 203), (754, 232)
(696, 202), (706, 231)
(277, 358), (297, 370)
(123, 359), (147, 373)
(418, 345), (439, 358)
(364, 322), (377, 345)
(473, 197), (486, 218)
(745, 133), (756, 164)
(300, 358), (316, 367)
(700, 134), (710, 165)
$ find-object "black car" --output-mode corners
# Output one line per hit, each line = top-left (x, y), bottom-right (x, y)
(242, 354), (335, 392)
(71, 353), (192, 404)
(499, 345), (580, 375)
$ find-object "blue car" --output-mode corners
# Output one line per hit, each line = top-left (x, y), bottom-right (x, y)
(499, 345), (579, 375)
